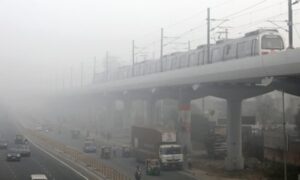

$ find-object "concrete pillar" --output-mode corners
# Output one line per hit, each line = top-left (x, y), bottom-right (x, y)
(123, 100), (132, 128)
(143, 98), (156, 125)
(178, 100), (192, 154)
(225, 98), (244, 170)
(105, 101), (115, 130)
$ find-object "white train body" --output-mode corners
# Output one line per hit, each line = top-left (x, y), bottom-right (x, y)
(96, 29), (284, 82)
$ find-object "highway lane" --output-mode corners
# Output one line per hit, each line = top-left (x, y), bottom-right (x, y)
(39, 123), (197, 180)
(0, 114), (87, 180)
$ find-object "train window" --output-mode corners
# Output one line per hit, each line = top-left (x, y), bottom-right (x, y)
(261, 35), (284, 50)
(224, 45), (231, 55)
(251, 39), (258, 55)
(223, 44), (236, 60)
(198, 50), (205, 65)
(237, 41), (251, 58)
(172, 56), (180, 69)
(189, 53), (197, 66)
(212, 48), (222, 62)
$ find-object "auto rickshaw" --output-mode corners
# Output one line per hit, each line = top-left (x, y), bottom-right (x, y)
(145, 159), (160, 176)
(121, 146), (131, 157)
(100, 146), (112, 159)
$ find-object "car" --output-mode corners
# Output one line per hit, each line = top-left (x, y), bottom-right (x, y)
(6, 148), (21, 161)
(83, 141), (97, 153)
(121, 146), (131, 157)
(100, 146), (112, 159)
(0, 139), (8, 149)
(30, 174), (48, 180)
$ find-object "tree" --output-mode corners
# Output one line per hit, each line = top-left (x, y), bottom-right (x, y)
(255, 95), (276, 130)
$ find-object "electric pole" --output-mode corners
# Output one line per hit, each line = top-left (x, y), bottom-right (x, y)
(132, 40), (135, 76)
(62, 72), (65, 89)
(93, 56), (96, 83)
(160, 28), (164, 72)
(106, 51), (109, 80)
(288, 0), (294, 49)
(80, 62), (83, 87)
(207, 8), (211, 64)
(70, 66), (73, 88)
(282, 90), (288, 180)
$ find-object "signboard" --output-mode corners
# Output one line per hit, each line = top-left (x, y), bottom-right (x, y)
(162, 132), (176, 143)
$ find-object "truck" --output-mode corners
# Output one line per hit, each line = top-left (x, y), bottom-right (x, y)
(15, 134), (27, 145)
(131, 126), (184, 170)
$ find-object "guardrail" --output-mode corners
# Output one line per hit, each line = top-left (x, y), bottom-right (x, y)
(25, 129), (131, 180)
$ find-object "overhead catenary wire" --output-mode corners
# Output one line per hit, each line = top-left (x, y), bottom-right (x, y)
(229, 9), (300, 37)
(161, 0), (269, 50)
(132, 0), (298, 61)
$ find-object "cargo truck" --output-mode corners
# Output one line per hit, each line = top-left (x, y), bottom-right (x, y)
(15, 134), (27, 145)
(131, 126), (183, 170)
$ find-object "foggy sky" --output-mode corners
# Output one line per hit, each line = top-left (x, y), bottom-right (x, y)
(0, 0), (299, 96)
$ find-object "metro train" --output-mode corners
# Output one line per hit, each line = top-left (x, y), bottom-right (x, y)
(95, 29), (285, 83)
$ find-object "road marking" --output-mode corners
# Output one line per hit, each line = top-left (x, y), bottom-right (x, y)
(5, 161), (17, 180)
(26, 137), (89, 180)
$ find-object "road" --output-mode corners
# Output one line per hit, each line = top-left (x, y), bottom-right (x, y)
(38, 123), (197, 180)
(0, 112), (87, 180)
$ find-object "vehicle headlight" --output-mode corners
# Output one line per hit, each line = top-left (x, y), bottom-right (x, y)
(17, 154), (20, 157)
(7, 154), (11, 157)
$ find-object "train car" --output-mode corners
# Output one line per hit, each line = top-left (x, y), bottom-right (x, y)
(95, 29), (284, 83)
(162, 54), (172, 71)
(178, 52), (189, 69)
(170, 52), (183, 70)
(210, 29), (284, 63)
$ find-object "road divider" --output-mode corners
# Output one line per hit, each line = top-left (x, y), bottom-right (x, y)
(24, 128), (132, 180)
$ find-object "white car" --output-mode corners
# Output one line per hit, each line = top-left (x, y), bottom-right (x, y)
(30, 174), (48, 180)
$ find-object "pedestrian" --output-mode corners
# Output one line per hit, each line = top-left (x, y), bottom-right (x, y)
(134, 165), (142, 180)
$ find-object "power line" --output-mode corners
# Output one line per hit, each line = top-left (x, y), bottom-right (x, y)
(228, 0), (286, 21)
(222, 0), (268, 19)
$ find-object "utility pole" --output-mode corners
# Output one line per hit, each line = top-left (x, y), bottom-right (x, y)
(132, 40), (135, 76)
(62, 72), (65, 89)
(160, 28), (164, 72)
(207, 8), (211, 64)
(288, 0), (294, 49)
(106, 51), (109, 80)
(70, 66), (73, 88)
(80, 62), (83, 87)
(93, 56), (96, 83)
(282, 90), (288, 180)
(217, 28), (229, 40)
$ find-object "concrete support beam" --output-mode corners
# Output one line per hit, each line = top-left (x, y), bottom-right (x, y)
(105, 101), (115, 130)
(143, 98), (156, 126)
(225, 98), (244, 170)
(123, 100), (133, 128)
(178, 99), (192, 154)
